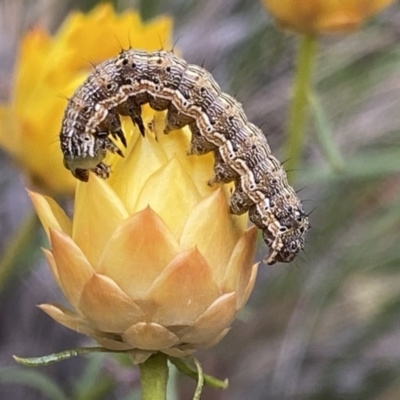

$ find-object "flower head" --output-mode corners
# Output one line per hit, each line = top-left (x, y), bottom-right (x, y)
(30, 107), (258, 363)
(262, 0), (394, 35)
(0, 4), (172, 195)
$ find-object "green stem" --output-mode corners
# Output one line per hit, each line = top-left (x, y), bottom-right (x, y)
(0, 212), (38, 293)
(139, 353), (169, 400)
(13, 346), (120, 367)
(308, 90), (345, 172)
(284, 35), (318, 176)
(169, 357), (228, 390)
(192, 357), (204, 400)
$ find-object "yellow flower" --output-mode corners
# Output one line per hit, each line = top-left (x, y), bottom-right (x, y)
(29, 108), (258, 363)
(262, 0), (394, 35)
(0, 4), (172, 195)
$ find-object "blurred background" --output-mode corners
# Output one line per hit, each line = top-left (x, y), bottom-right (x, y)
(1, 0), (400, 399)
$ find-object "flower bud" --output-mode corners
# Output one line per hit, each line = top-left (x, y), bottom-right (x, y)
(262, 0), (394, 35)
(30, 110), (258, 363)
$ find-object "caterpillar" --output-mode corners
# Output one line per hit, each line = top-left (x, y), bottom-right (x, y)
(60, 49), (309, 265)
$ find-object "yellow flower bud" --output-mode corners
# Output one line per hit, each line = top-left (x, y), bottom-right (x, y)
(29, 109), (258, 363)
(262, 0), (394, 35)
(0, 4), (172, 195)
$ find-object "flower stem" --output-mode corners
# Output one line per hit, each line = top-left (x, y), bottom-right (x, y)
(308, 90), (345, 172)
(284, 34), (318, 176)
(139, 353), (169, 400)
(169, 357), (228, 389)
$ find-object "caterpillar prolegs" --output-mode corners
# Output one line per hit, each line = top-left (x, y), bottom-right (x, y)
(60, 49), (310, 265)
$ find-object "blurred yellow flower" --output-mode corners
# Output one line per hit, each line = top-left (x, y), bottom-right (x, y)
(0, 4), (172, 195)
(262, 0), (394, 35)
(29, 108), (258, 363)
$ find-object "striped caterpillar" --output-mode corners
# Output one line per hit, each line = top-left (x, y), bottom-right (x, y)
(60, 49), (309, 264)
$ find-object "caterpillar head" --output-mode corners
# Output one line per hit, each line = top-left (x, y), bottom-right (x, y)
(263, 207), (309, 265)
(61, 132), (108, 181)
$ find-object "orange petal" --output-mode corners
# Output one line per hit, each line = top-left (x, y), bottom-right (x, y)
(38, 303), (95, 336)
(28, 190), (72, 238)
(236, 263), (258, 310)
(42, 248), (61, 287)
(123, 322), (179, 350)
(128, 350), (154, 365)
(79, 273), (144, 332)
(222, 226), (258, 294)
(146, 248), (221, 325)
(180, 188), (242, 282)
(73, 174), (128, 266)
(98, 207), (179, 299)
(179, 293), (237, 344)
(93, 336), (134, 351)
(134, 157), (202, 240)
(162, 348), (195, 358)
(50, 228), (94, 309)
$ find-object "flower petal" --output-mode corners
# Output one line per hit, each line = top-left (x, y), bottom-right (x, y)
(93, 336), (134, 351)
(42, 248), (61, 288)
(123, 322), (179, 350)
(79, 273), (144, 332)
(73, 174), (128, 266)
(236, 263), (258, 310)
(98, 207), (179, 299)
(162, 348), (194, 358)
(38, 303), (95, 336)
(50, 228), (94, 310)
(153, 119), (216, 200)
(146, 248), (221, 325)
(109, 124), (167, 214)
(29, 190), (72, 238)
(128, 350), (154, 365)
(179, 292), (237, 344)
(133, 157), (202, 240)
(180, 188), (242, 282)
(222, 226), (258, 294)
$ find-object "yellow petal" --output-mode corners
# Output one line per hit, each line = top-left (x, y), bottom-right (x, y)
(222, 226), (258, 294)
(38, 303), (95, 336)
(134, 157), (202, 240)
(179, 293), (237, 344)
(73, 174), (128, 265)
(110, 125), (166, 214)
(180, 188), (242, 282)
(146, 248), (221, 325)
(15, 28), (51, 108)
(50, 228), (94, 310)
(154, 120), (215, 200)
(98, 207), (179, 299)
(123, 322), (179, 350)
(28, 190), (72, 238)
(79, 273), (144, 332)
